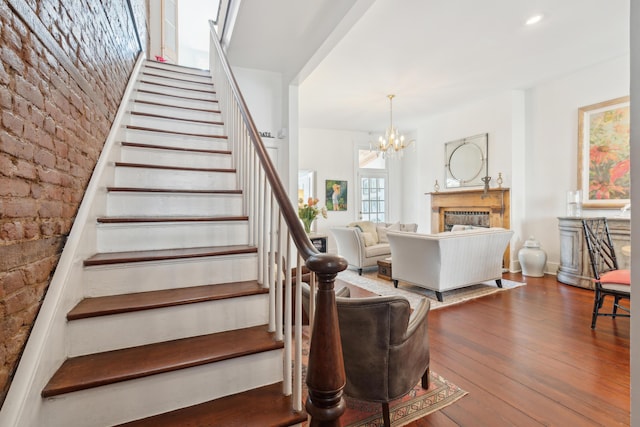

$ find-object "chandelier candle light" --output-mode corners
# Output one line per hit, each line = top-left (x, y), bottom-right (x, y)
(374, 94), (412, 158)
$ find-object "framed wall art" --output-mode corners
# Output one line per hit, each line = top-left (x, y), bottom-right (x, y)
(577, 96), (630, 208)
(325, 180), (347, 211)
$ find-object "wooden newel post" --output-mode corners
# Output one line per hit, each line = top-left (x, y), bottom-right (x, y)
(305, 253), (348, 427)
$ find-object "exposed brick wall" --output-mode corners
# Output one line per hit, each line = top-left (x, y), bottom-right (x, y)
(0, 0), (148, 404)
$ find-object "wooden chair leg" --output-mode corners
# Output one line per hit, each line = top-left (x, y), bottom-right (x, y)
(422, 366), (430, 389)
(612, 296), (620, 317)
(591, 290), (601, 329)
(382, 402), (391, 427)
(496, 279), (503, 288)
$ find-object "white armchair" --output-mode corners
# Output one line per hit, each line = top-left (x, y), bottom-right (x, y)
(330, 221), (417, 275)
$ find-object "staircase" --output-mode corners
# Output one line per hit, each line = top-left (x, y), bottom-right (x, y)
(34, 61), (306, 426)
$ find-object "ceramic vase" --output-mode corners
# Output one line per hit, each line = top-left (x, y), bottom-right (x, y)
(518, 236), (547, 277)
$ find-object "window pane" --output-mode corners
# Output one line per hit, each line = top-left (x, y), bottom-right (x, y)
(359, 149), (386, 169)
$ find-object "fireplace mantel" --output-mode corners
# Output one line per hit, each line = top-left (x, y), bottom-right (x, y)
(427, 188), (511, 267)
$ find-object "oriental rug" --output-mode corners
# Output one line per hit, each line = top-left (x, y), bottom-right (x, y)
(338, 269), (525, 310)
(300, 327), (467, 427)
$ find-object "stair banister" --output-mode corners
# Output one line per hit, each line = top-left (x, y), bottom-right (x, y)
(209, 21), (348, 426)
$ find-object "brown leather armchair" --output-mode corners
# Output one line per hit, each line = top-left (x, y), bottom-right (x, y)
(301, 283), (431, 427)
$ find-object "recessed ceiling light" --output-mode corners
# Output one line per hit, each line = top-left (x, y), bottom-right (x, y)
(525, 14), (544, 26)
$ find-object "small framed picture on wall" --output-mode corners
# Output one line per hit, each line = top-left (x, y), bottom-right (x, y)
(325, 180), (347, 211)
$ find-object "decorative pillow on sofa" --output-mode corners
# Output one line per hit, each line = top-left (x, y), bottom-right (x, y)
(399, 223), (418, 232)
(348, 221), (379, 243)
(361, 232), (377, 247)
(451, 224), (473, 232)
(377, 222), (401, 243)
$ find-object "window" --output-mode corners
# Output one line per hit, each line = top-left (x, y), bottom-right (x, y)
(357, 149), (387, 222)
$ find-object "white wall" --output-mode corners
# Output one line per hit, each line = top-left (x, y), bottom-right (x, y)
(298, 128), (366, 253)
(630, 3), (639, 423)
(406, 55), (629, 272)
(233, 67), (284, 137)
(524, 54), (629, 271)
(232, 66), (290, 188)
(412, 91), (518, 236)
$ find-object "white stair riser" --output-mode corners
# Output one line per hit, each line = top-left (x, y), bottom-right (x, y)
(124, 128), (229, 151)
(83, 254), (258, 296)
(96, 221), (249, 252)
(120, 146), (231, 169)
(140, 74), (214, 92)
(106, 192), (242, 217)
(68, 294), (269, 356)
(131, 101), (222, 122)
(128, 114), (225, 136)
(135, 91), (218, 111)
(138, 82), (217, 102)
(143, 64), (211, 80)
(114, 167), (236, 190)
(39, 351), (283, 427)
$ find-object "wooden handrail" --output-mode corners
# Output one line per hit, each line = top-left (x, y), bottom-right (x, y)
(208, 21), (347, 426)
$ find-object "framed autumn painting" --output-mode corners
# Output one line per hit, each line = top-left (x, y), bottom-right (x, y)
(577, 96), (630, 208)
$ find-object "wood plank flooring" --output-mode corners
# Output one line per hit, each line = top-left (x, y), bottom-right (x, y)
(393, 272), (630, 427)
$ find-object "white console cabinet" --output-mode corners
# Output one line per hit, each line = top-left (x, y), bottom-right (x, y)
(557, 217), (630, 289)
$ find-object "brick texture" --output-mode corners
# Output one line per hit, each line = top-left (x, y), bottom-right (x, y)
(0, 0), (148, 405)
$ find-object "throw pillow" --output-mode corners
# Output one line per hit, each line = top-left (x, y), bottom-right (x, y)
(350, 221), (379, 243)
(400, 223), (418, 232)
(451, 224), (472, 232)
(361, 232), (376, 247)
(378, 222), (401, 243)
(376, 224), (389, 243)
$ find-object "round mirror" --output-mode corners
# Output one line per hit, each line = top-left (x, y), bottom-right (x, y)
(444, 133), (488, 188)
(449, 143), (483, 182)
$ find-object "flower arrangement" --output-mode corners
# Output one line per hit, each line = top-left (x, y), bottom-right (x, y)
(298, 197), (327, 233)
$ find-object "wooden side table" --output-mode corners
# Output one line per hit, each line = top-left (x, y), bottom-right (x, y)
(308, 233), (327, 253)
(377, 258), (392, 280)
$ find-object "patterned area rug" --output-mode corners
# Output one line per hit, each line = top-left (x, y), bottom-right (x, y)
(338, 269), (525, 310)
(300, 327), (467, 426)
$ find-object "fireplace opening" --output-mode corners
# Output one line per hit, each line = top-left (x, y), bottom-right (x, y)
(444, 210), (490, 231)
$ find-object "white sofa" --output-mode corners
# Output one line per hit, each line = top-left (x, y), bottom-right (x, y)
(331, 221), (418, 275)
(386, 227), (513, 301)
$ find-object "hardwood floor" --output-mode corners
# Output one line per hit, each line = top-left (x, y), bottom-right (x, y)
(395, 272), (631, 427)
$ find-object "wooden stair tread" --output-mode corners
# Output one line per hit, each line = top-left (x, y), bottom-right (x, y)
(114, 161), (235, 173)
(42, 325), (281, 397)
(139, 79), (216, 94)
(68, 281), (268, 320)
(128, 112), (223, 126)
(134, 99), (221, 113)
(142, 71), (213, 85)
(106, 187), (242, 194)
(83, 245), (257, 266)
(145, 62), (209, 75)
(117, 382), (306, 427)
(136, 89), (217, 103)
(96, 216), (248, 223)
(125, 125), (227, 139)
(121, 141), (230, 155)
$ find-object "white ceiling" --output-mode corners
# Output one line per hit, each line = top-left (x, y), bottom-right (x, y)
(227, 0), (630, 134)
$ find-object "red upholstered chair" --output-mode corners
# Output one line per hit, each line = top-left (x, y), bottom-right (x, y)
(582, 218), (631, 329)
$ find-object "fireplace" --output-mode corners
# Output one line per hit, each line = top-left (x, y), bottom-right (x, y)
(443, 210), (490, 230)
(428, 188), (511, 268)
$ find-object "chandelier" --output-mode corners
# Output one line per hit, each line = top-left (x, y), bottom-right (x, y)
(374, 94), (411, 158)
